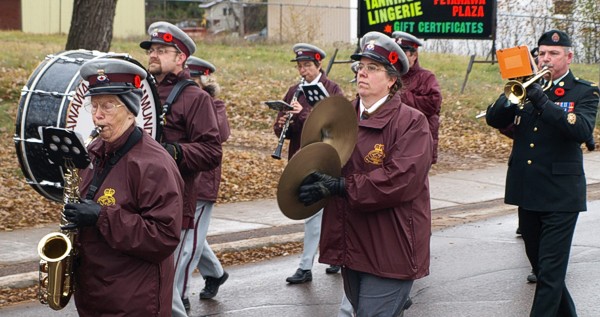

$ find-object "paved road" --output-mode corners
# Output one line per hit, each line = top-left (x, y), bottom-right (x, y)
(3, 201), (599, 317)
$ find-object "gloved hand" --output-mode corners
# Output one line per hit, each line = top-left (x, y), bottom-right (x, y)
(63, 199), (101, 228)
(526, 83), (549, 111)
(162, 142), (182, 164)
(298, 172), (345, 206)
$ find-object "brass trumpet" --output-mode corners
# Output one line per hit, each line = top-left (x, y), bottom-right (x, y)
(504, 67), (552, 105)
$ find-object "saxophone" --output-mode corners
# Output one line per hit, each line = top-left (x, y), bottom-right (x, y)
(37, 127), (101, 310)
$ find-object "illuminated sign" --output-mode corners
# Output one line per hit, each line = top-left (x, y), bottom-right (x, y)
(358, 0), (497, 40)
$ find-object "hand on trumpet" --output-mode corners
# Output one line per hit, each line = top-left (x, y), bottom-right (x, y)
(526, 83), (549, 111)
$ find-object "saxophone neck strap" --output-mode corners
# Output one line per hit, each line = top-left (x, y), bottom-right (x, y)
(85, 127), (143, 200)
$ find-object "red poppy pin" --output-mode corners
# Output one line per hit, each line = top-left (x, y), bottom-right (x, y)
(134, 75), (141, 88)
(163, 33), (173, 42)
(388, 51), (398, 64)
(554, 87), (565, 97)
(314, 53), (321, 61)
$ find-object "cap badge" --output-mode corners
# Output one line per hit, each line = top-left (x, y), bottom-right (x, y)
(163, 33), (173, 42)
(151, 29), (159, 38)
(96, 69), (109, 83)
(366, 40), (376, 51)
(551, 32), (560, 43)
(297, 50), (304, 56)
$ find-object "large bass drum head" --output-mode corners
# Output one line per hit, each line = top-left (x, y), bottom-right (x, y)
(14, 50), (160, 202)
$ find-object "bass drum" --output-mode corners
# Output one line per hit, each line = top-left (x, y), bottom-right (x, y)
(14, 49), (161, 202)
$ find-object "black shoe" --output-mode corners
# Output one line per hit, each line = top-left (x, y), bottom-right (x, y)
(286, 268), (312, 284)
(325, 265), (341, 274)
(200, 271), (229, 299)
(182, 297), (190, 314)
(527, 271), (537, 283)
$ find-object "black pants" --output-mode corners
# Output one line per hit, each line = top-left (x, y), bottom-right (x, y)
(518, 207), (579, 317)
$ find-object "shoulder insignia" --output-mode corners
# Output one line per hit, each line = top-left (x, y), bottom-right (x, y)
(573, 77), (595, 86)
(567, 113), (577, 125)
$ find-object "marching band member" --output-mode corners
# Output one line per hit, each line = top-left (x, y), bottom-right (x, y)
(64, 58), (184, 316)
(486, 29), (599, 317)
(273, 43), (344, 284)
(139, 21), (222, 317)
(299, 32), (433, 316)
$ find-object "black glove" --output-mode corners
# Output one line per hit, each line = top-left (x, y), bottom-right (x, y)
(585, 137), (596, 151)
(526, 83), (549, 111)
(63, 199), (101, 228)
(162, 142), (182, 164)
(298, 172), (345, 206)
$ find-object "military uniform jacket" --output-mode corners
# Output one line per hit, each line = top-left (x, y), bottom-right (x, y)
(486, 71), (600, 212)
(273, 72), (343, 159)
(319, 92), (433, 280)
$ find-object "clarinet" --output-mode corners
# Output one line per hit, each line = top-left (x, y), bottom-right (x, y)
(271, 78), (305, 160)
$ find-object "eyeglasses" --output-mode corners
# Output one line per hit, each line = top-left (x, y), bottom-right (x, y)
(296, 63), (315, 70)
(356, 63), (385, 74)
(145, 47), (180, 56)
(84, 102), (124, 114)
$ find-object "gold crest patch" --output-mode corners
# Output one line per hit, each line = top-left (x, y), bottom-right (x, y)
(567, 113), (577, 125)
(97, 188), (116, 206)
(364, 144), (385, 165)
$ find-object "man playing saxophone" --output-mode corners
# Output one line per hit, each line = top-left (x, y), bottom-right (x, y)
(272, 43), (344, 284)
(62, 58), (184, 316)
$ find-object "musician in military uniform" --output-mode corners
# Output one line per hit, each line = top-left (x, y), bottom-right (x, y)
(273, 43), (344, 284)
(486, 30), (600, 316)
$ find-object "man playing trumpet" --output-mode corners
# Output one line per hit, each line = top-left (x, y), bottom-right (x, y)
(486, 30), (599, 317)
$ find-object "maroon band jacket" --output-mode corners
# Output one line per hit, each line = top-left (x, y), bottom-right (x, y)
(319, 92), (433, 280)
(400, 60), (442, 163)
(273, 72), (343, 159)
(157, 70), (222, 227)
(75, 126), (184, 317)
(195, 98), (230, 202)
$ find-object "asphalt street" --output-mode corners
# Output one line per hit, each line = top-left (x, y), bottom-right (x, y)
(2, 200), (599, 317)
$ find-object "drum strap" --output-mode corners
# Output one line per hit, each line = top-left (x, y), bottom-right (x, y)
(85, 127), (143, 200)
(159, 79), (199, 135)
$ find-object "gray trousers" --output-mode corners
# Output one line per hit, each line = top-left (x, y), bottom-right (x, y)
(298, 209), (323, 270)
(343, 268), (413, 317)
(172, 201), (216, 317)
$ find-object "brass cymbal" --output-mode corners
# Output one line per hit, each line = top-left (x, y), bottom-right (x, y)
(277, 143), (341, 220)
(301, 96), (358, 166)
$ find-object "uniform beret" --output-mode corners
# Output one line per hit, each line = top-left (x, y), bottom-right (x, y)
(391, 31), (424, 51)
(80, 58), (147, 116)
(351, 31), (409, 76)
(538, 30), (572, 47)
(140, 21), (196, 57)
(290, 43), (326, 63)
(187, 56), (216, 77)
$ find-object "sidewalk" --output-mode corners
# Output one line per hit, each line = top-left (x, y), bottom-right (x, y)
(2, 151), (600, 289)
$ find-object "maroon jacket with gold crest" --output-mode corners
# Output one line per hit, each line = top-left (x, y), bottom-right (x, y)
(75, 126), (184, 316)
(319, 92), (433, 280)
